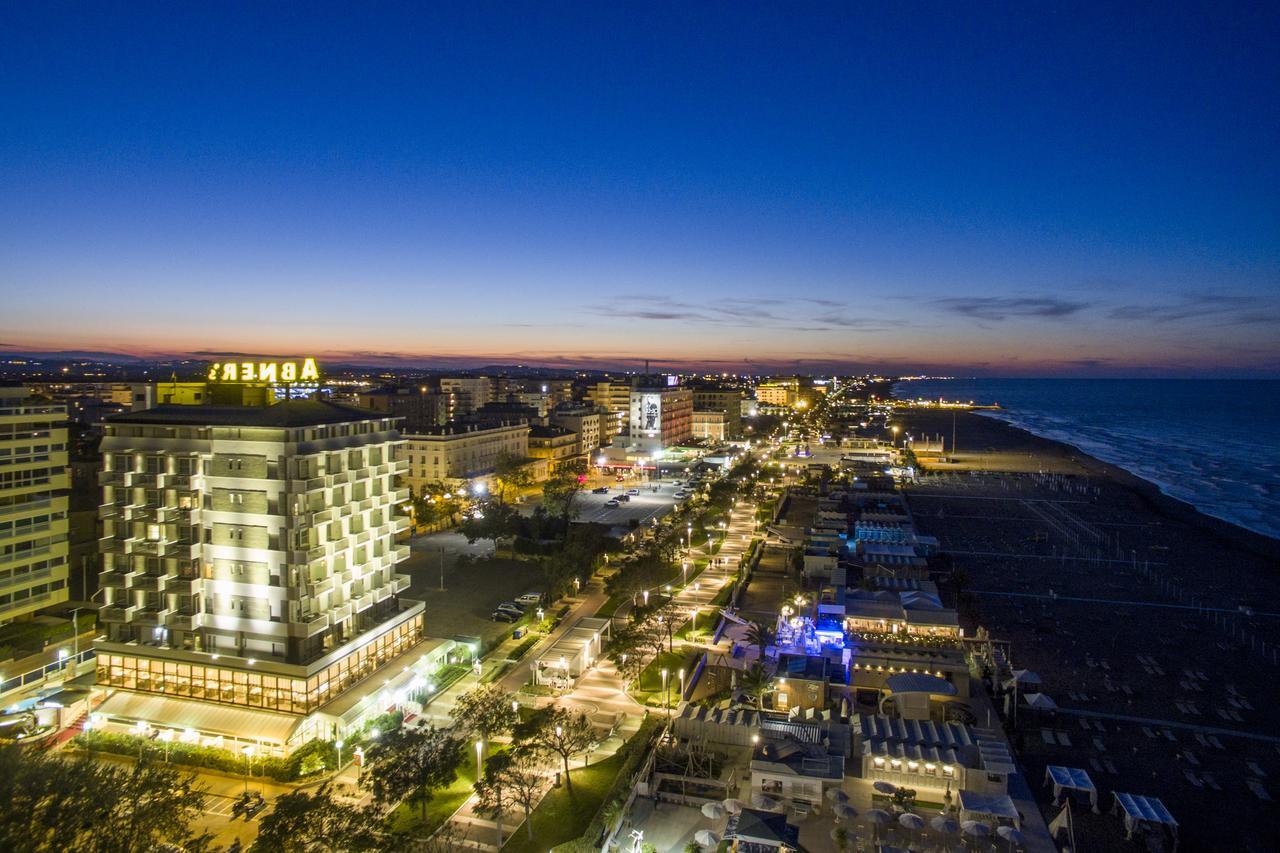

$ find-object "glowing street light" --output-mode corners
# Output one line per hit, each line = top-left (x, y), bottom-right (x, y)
(475, 739), (485, 777)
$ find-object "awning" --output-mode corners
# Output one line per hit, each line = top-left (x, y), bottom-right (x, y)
(1045, 766), (1099, 811)
(95, 691), (303, 746)
(958, 790), (1020, 827)
(1112, 792), (1178, 841)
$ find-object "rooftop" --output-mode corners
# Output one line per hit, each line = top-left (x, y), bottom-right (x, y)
(107, 400), (388, 428)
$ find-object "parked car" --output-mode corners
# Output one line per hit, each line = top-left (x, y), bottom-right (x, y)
(626, 488), (640, 496)
(605, 498), (621, 507)
(592, 486), (610, 494)
(497, 602), (524, 615)
(491, 610), (518, 622)
(515, 593), (543, 606)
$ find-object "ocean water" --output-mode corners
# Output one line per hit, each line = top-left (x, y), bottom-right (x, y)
(893, 378), (1280, 541)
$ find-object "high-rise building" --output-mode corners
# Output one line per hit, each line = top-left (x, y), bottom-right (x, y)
(627, 385), (693, 454)
(440, 377), (492, 415)
(357, 387), (452, 432)
(94, 401), (420, 746)
(691, 387), (745, 438)
(0, 385), (70, 623)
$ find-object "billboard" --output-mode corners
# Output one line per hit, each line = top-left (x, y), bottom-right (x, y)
(639, 393), (661, 433)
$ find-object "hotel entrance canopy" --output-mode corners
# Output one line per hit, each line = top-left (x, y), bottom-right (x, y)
(94, 690), (303, 749)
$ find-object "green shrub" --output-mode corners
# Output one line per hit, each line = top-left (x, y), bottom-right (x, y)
(510, 635), (540, 661)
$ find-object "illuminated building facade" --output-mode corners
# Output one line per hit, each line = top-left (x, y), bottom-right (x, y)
(95, 400), (419, 718)
(0, 386), (70, 623)
(398, 421), (530, 490)
(627, 385), (693, 454)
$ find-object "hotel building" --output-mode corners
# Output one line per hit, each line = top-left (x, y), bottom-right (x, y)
(627, 384), (693, 455)
(0, 386), (70, 623)
(94, 400), (419, 750)
(398, 421), (531, 492)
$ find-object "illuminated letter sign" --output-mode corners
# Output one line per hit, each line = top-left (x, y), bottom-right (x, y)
(206, 358), (321, 384)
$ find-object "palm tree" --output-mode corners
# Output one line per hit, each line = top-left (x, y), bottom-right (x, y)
(740, 662), (771, 710)
(745, 621), (775, 662)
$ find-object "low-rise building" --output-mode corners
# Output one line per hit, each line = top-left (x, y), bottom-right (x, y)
(399, 422), (530, 491)
(692, 410), (728, 441)
(548, 404), (601, 455)
(357, 388), (452, 432)
(527, 425), (580, 472)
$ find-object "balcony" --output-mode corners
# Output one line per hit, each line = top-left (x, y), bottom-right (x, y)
(98, 470), (128, 487)
(291, 612), (331, 638)
(169, 611), (204, 631)
(100, 604), (138, 623)
(309, 576), (334, 596)
(168, 576), (200, 595)
(331, 603), (353, 622)
(392, 575), (411, 594)
(392, 488), (410, 504)
(393, 544), (410, 562)
(99, 570), (132, 590)
(134, 607), (173, 627)
(131, 573), (176, 593)
(354, 593), (374, 612)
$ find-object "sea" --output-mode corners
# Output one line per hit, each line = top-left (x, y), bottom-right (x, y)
(893, 378), (1280, 541)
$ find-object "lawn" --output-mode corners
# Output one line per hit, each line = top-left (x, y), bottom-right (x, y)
(385, 744), (510, 837)
(631, 647), (703, 708)
(500, 750), (626, 853)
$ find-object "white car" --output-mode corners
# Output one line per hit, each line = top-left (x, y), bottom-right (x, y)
(515, 593), (542, 606)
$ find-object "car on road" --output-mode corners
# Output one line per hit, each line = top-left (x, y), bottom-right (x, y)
(673, 490), (690, 500)
(591, 486), (610, 494)
(490, 610), (518, 622)
(626, 488), (640, 495)
(515, 593), (543, 606)
(616, 494), (630, 502)
(605, 498), (621, 507)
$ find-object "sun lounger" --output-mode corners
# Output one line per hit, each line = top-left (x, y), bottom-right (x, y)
(1143, 727), (1157, 739)
(1103, 758), (1119, 775)
(1182, 751), (1199, 767)
(1247, 780), (1271, 801)
(1209, 735), (1225, 750)
(1162, 729), (1176, 743)
(1041, 729), (1056, 744)
(1056, 732), (1072, 747)
(1203, 772), (1222, 791)
(1247, 761), (1266, 777)
(1092, 737), (1107, 753)
(1183, 770), (1202, 787)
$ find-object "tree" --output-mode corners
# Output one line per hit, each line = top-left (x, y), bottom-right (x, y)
(363, 725), (464, 821)
(494, 453), (535, 504)
(0, 747), (211, 853)
(473, 746), (549, 846)
(542, 458), (588, 518)
(519, 706), (595, 793)
(252, 784), (383, 852)
(452, 684), (519, 756)
(605, 624), (648, 687)
(458, 501), (519, 555)
(408, 492), (438, 530)
(745, 621), (775, 662)
(739, 662), (771, 710)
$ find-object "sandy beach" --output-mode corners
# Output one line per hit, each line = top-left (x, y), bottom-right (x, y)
(897, 409), (1280, 851)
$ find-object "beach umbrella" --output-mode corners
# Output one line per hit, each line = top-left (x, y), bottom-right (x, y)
(694, 827), (721, 847)
(864, 809), (892, 826)
(722, 798), (747, 815)
(899, 813), (925, 831)
(997, 826), (1025, 850)
(1012, 669), (1041, 686)
(873, 780), (899, 795)
(701, 801), (726, 820)
(825, 787), (850, 804)
(931, 816), (960, 835)
(962, 821), (992, 842)
(750, 792), (781, 810)
(833, 803), (858, 822)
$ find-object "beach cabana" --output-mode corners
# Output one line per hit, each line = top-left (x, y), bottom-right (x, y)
(1045, 766), (1099, 812)
(1112, 792), (1178, 849)
(958, 790), (1020, 828)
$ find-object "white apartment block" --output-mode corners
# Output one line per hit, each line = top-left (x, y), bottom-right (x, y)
(440, 377), (492, 415)
(0, 386), (70, 623)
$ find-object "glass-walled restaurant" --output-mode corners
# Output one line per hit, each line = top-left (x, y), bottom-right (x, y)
(96, 611), (423, 715)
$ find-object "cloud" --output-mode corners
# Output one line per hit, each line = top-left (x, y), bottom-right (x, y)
(933, 296), (1091, 322)
(1107, 293), (1279, 327)
(584, 295), (901, 333)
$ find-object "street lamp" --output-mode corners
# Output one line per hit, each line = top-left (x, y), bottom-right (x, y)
(475, 739), (484, 778)
(158, 728), (174, 762)
(336, 738), (345, 771)
(678, 668), (686, 700)
(661, 669), (669, 716)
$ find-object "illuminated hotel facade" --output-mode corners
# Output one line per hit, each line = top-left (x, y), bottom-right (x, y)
(94, 397), (420, 749)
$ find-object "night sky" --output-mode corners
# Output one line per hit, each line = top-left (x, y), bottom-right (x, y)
(2, 3), (1277, 376)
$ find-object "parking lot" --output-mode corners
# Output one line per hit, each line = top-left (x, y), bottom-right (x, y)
(569, 480), (686, 528)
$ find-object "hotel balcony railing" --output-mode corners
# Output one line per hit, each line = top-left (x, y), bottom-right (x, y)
(291, 612), (331, 638)
(331, 603), (353, 622)
(308, 576), (334, 596)
(131, 572), (177, 593)
(99, 570), (132, 589)
(169, 611), (204, 631)
(98, 470), (128, 487)
(100, 604), (138, 623)
(393, 544), (410, 562)
(392, 488), (410, 503)
(329, 471), (351, 486)
(134, 607), (173, 627)
(392, 574), (411, 594)
(354, 593), (374, 612)
(374, 585), (393, 603)
(167, 576), (200, 595)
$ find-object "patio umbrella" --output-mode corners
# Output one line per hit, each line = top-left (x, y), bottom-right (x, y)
(864, 809), (892, 826)
(694, 830), (720, 848)
(899, 813), (925, 831)
(873, 780), (899, 795)
(825, 787), (850, 804)
(701, 801), (726, 820)
(833, 803), (858, 822)
(930, 816), (960, 835)
(750, 792), (781, 810)
(722, 798), (747, 815)
(997, 826), (1025, 850)
(962, 821), (992, 839)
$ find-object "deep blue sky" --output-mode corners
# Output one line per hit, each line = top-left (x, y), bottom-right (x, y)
(2, 2), (1278, 375)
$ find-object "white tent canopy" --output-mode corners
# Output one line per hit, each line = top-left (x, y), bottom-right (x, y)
(958, 790), (1020, 828)
(1010, 669), (1041, 686)
(1112, 792), (1178, 845)
(1023, 692), (1057, 711)
(1045, 765), (1099, 811)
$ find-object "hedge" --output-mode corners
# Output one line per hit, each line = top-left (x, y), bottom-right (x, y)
(71, 730), (344, 781)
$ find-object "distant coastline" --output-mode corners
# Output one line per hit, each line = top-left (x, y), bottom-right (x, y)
(893, 377), (1280, 543)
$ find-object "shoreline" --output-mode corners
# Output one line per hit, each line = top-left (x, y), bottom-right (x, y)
(896, 408), (1280, 563)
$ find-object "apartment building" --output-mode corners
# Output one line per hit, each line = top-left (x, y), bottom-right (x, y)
(628, 385), (693, 454)
(691, 387), (744, 437)
(692, 410), (727, 442)
(755, 380), (799, 407)
(527, 425), (580, 471)
(549, 404), (602, 456)
(356, 387), (452, 432)
(399, 421), (530, 490)
(439, 377), (492, 415)
(94, 401), (419, 734)
(0, 386), (70, 623)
